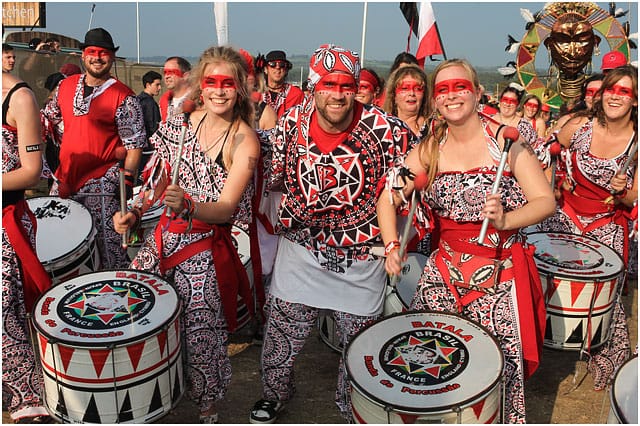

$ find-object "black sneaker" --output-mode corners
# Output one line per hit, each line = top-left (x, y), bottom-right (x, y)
(249, 399), (284, 424)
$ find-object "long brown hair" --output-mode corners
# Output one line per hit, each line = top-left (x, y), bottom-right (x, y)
(591, 65), (637, 136)
(418, 59), (481, 187)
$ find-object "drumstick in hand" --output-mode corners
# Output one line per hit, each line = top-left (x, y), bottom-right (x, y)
(549, 141), (562, 191)
(478, 126), (519, 245)
(115, 146), (129, 249)
(166, 99), (196, 217)
(390, 172), (429, 288)
(610, 140), (637, 196)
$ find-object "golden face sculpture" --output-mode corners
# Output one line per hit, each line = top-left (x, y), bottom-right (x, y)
(544, 13), (600, 77)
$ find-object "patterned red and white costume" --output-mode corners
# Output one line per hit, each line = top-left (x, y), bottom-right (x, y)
(536, 119), (634, 390)
(395, 117), (545, 424)
(43, 74), (146, 269)
(131, 114), (254, 412)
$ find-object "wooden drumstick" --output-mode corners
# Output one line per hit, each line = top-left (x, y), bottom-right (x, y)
(389, 172), (429, 288)
(166, 99), (196, 217)
(478, 126), (519, 245)
(115, 146), (129, 249)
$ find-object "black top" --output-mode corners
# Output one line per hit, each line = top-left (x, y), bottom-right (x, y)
(137, 91), (161, 143)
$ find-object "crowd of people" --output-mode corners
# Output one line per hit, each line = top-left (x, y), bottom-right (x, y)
(2, 26), (637, 425)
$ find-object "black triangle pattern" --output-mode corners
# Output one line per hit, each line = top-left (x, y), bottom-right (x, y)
(566, 321), (584, 344)
(172, 367), (182, 403)
(55, 387), (68, 418)
(118, 390), (134, 422)
(82, 394), (101, 423)
(148, 379), (163, 414)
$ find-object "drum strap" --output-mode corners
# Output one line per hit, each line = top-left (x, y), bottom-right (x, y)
(154, 215), (254, 333)
(3, 200), (53, 312)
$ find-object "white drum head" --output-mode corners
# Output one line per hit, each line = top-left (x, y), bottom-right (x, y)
(231, 226), (251, 267)
(27, 197), (94, 265)
(610, 356), (638, 424)
(528, 232), (623, 280)
(346, 311), (503, 413)
(395, 253), (427, 307)
(33, 270), (179, 346)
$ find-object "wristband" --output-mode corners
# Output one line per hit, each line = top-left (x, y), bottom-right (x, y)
(384, 240), (401, 256)
(130, 207), (142, 231)
(615, 188), (628, 199)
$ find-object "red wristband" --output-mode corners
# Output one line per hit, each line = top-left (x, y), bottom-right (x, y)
(384, 240), (401, 255)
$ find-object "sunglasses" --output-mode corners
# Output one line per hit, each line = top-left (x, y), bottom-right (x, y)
(268, 61), (289, 69)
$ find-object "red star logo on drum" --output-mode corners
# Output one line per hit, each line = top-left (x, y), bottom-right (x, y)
(66, 284), (146, 324)
(387, 335), (459, 378)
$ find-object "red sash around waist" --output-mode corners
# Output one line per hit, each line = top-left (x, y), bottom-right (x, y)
(154, 213), (254, 332)
(434, 217), (545, 379)
(3, 200), (52, 312)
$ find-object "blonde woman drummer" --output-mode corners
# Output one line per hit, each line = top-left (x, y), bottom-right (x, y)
(377, 59), (555, 423)
(114, 46), (260, 424)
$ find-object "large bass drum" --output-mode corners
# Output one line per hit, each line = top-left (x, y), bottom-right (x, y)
(345, 311), (503, 424)
(32, 270), (184, 423)
(528, 232), (624, 351)
(383, 253), (427, 316)
(27, 196), (101, 285)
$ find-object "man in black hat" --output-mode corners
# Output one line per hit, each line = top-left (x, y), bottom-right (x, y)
(41, 27), (146, 269)
(262, 49), (304, 117)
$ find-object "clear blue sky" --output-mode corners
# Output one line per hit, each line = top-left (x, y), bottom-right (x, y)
(24, 1), (640, 67)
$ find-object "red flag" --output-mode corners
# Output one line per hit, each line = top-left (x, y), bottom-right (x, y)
(416, 2), (444, 61)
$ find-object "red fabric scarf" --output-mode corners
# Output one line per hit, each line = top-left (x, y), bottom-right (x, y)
(434, 217), (545, 379)
(3, 200), (52, 312)
(154, 214), (254, 332)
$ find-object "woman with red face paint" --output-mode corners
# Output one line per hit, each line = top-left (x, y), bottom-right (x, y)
(355, 67), (383, 106)
(520, 94), (547, 138)
(494, 86), (539, 149)
(382, 64), (432, 139)
(536, 65), (637, 391)
(377, 59), (555, 423)
(114, 46), (260, 424)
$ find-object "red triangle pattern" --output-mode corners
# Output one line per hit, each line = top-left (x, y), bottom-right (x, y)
(398, 412), (418, 423)
(518, 46), (533, 66)
(570, 281), (587, 306)
(58, 345), (75, 373)
(546, 279), (560, 300)
(38, 334), (49, 359)
(89, 348), (111, 377)
(157, 329), (168, 356)
(471, 397), (486, 419)
(126, 340), (146, 371)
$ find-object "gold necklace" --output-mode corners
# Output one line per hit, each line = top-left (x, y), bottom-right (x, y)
(200, 117), (233, 153)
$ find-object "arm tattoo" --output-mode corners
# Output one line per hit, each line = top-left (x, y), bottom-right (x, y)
(519, 141), (536, 156)
(248, 156), (258, 171)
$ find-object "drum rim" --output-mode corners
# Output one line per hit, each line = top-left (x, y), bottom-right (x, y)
(528, 231), (624, 281)
(609, 355), (638, 424)
(345, 310), (504, 413)
(28, 196), (96, 265)
(387, 252), (428, 310)
(32, 269), (181, 348)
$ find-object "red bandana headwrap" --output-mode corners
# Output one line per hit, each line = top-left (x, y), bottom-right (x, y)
(307, 44), (360, 93)
(359, 69), (380, 92)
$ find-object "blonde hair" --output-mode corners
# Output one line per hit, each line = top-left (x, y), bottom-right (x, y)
(382, 64), (431, 119)
(189, 46), (255, 126)
(419, 59), (481, 187)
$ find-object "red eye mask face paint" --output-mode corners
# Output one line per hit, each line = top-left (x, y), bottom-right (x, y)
(433, 79), (473, 101)
(84, 47), (113, 59)
(395, 81), (425, 95)
(524, 101), (539, 109)
(500, 96), (519, 106)
(201, 74), (237, 91)
(315, 73), (357, 95)
(603, 84), (634, 98)
(163, 68), (184, 78)
(358, 81), (375, 93)
(584, 87), (599, 98)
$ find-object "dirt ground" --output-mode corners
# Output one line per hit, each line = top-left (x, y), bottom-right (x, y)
(8, 281), (635, 424)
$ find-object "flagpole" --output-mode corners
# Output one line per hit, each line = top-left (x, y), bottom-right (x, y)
(360, 1), (368, 66)
(136, 2), (140, 63)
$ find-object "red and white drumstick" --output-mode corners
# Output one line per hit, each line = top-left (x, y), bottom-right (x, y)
(478, 126), (519, 245)
(166, 99), (196, 217)
(390, 172), (429, 288)
(549, 141), (562, 191)
(115, 146), (129, 249)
